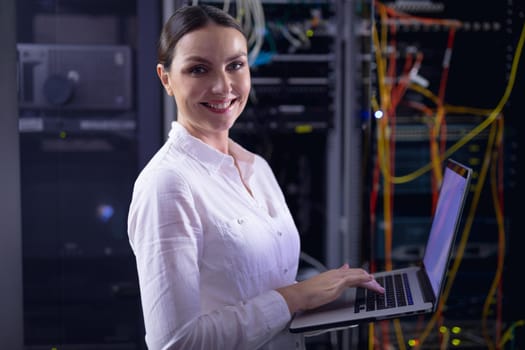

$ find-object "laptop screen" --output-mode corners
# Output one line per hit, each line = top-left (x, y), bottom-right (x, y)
(423, 160), (471, 297)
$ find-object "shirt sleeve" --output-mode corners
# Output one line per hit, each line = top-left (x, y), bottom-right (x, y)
(127, 169), (292, 350)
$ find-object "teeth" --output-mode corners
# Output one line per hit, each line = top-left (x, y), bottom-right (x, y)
(207, 101), (231, 109)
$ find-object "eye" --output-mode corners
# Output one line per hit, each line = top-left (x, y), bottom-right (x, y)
(228, 61), (245, 71)
(189, 65), (207, 75)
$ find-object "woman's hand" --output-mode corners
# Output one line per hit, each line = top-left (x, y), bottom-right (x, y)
(276, 264), (385, 314)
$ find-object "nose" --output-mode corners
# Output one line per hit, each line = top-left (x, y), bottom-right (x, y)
(210, 71), (232, 94)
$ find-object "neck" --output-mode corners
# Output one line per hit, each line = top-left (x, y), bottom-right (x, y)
(178, 120), (230, 154)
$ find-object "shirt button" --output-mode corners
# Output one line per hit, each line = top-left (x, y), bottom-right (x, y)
(277, 231), (282, 236)
(284, 268), (288, 274)
(237, 218), (244, 224)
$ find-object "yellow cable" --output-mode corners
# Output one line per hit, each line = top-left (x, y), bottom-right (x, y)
(369, 323), (375, 350)
(379, 5), (390, 110)
(381, 119), (393, 272)
(394, 319), (407, 350)
(408, 83), (440, 105)
(415, 119), (498, 349)
(371, 96), (380, 113)
(444, 105), (493, 116)
(408, 84), (494, 117)
(499, 320), (525, 347)
(430, 105), (445, 186)
(481, 118), (506, 350)
(371, 8), (525, 350)
(378, 22), (525, 185)
(374, 12), (394, 274)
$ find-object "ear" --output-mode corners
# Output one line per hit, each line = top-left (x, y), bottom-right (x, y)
(156, 64), (173, 96)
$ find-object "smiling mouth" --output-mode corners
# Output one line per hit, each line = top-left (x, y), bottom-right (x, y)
(201, 99), (236, 112)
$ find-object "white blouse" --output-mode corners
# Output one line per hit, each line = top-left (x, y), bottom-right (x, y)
(128, 121), (304, 350)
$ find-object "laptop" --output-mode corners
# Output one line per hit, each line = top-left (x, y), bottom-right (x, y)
(289, 159), (472, 334)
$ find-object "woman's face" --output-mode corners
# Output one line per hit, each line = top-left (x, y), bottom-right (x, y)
(157, 24), (251, 137)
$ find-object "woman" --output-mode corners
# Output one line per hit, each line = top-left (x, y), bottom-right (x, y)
(127, 4), (384, 349)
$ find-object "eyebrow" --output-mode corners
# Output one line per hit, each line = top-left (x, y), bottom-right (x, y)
(184, 52), (248, 64)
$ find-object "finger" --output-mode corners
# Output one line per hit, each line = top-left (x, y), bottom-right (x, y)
(345, 268), (373, 280)
(361, 279), (385, 293)
(339, 263), (350, 270)
(339, 269), (374, 288)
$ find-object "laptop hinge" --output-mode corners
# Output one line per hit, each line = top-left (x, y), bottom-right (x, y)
(417, 268), (436, 304)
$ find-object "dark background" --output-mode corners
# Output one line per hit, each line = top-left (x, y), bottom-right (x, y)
(6, 0), (524, 349)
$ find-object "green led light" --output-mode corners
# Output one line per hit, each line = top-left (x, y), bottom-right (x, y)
(306, 29), (314, 37)
(451, 326), (461, 334)
(295, 124), (313, 134)
(451, 338), (461, 346)
(59, 131), (67, 139)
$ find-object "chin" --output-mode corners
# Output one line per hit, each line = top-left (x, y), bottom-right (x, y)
(216, 118), (238, 131)
(199, 115), (234, 132)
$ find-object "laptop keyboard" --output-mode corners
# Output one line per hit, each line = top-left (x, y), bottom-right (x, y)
(355, 273), (414, 313)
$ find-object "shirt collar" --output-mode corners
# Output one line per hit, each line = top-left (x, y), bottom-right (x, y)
(228, 138), (255, 182)
(168, 121), (255, 180)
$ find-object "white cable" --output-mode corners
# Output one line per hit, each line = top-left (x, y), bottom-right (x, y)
(187, 0), (265, 66)
(222, 0), (231, 13)
(232, 0), (265, 66)
(248, 0), (265, 65)
(236, 0), (243, 23)
(289, 23), (310, 49)
(279, 24), (302, 50)
(244, 0), (254, 46)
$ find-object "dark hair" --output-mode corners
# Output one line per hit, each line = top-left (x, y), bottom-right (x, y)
(158, 4), (246, 70)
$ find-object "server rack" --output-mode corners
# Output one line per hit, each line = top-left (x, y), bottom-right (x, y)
(15, 0), (523, 349)
(365, 1), (523, 348)
(16, 1), (145, 348)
